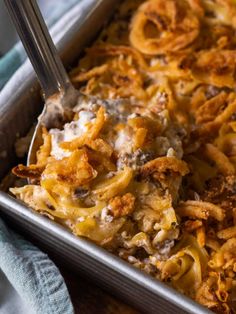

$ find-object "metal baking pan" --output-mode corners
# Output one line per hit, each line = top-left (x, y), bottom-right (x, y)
(0, 1), (212, 313)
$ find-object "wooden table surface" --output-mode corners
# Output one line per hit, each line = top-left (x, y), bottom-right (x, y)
(60, 267), (141, 314)
(47, 251), (141, 314)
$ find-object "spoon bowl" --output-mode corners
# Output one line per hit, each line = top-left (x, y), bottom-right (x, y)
(4, 0), (131, 171)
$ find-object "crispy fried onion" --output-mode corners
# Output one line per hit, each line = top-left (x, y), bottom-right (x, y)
(36, 127), (52, 167)
(209, 237), (236, 269)
(196, 272), (233, 312)
(60, 108), (115, 172)
(191, 50), (236, 88)
(194, 92), (236, 137)
(85, 44), (148, 69)
(205, 143), (235, 175)
(128, 115), (162, 149)
(140, 156), (189, 178)
(195, 92), (228, 125)
(12, 164), (44, 180)
(202, 0), (236, 28)
(60, 107), (106, 150)
(215, 122), (236, 158)
(184, 220), (203, 232)
(70, 64), (109, 83)
(176, 200), (225, 221)
(129, 0), (201, 55)
(42, 149), (97, 188)
(73, 54), (147, 100)
(71, 45), (149, 100)
(61, 137), (116, 173)
(12, 127), (51, 179)
(217, 226), (236, 240)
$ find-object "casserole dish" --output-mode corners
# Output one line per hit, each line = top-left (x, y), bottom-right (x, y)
(0, 1), (211, 313)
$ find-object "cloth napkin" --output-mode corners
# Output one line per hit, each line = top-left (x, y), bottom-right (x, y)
(0, 218), (73, 314)
(0, 0), (95, 313)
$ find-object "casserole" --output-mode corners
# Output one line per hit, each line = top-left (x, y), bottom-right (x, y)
(0, 1), (216, 313)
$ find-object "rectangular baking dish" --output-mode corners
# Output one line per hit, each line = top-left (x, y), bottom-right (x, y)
(0, 1), (212, 313)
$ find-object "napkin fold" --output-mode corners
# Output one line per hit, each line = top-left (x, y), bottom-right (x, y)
(0, 218), (73, 314)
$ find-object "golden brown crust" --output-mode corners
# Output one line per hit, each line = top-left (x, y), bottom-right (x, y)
(130, 0), (201, 55)
(12, 164), (43, 179)
(191, 50), (236, 88)
(42, 149), (97, 187)
(109, 193), (135, 218)
(10, 1), (236, 312)
(140, 156), (189, 177)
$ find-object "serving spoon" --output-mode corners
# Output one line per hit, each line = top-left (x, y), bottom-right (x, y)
(3, 0), (80, 167)
(4, 0), (132, 175)
(4, 0), (90, 166)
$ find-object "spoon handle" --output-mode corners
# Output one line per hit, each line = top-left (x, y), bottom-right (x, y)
(4, 0), (71, 98)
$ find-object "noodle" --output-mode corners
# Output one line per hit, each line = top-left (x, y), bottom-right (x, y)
(9, 1), (236, 312)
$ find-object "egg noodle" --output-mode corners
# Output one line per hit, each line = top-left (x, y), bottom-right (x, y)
(10, 0), (236, 312)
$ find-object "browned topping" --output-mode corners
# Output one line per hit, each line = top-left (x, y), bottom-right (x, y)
(140, 156), (189, 178)
(10, 1), (236, 312)
(109, 193), (135, 218)
(12, 164), (43, 179)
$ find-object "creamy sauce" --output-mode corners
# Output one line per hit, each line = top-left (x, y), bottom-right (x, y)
(114, 130), (132, 154)
(49, 110), (95, 159)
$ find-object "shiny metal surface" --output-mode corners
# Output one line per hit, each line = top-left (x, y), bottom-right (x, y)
(0, 0), (114, 178)
(0, 192), (211, 314)
(4, 0), (71, 98)
(0, 1), (213, 313)
(4, 0), (78, 167)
